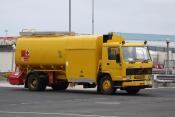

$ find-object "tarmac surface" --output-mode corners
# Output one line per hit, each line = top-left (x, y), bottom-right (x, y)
(0, 81), (175, 117)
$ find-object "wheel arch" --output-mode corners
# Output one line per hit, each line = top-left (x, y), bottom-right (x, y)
(97, 72), (115, 95)
(97, 71), (112, 84)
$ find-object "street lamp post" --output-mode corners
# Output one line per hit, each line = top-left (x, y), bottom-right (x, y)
(69, 0), (71, 33)
(92, 0), (94, 35)
(166, 40), (170, 74)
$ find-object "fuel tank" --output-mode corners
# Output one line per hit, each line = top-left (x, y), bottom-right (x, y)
(15, 34), (103, 68)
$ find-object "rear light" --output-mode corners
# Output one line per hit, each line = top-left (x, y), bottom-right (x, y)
(148, 75), (153, 80)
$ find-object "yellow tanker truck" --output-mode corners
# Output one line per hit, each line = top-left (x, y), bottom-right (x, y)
(8, 31), (152, 94)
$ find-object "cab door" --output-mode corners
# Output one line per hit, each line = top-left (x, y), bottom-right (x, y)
(103, 47), (122, 81)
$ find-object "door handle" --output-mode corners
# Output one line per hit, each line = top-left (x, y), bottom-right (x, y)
(107, 63), (110, 65)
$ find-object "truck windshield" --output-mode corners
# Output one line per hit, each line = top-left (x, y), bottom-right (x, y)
(122, 46), (151, 62)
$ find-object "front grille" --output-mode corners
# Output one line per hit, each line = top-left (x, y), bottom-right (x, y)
(126, 68), (152, 75)
(134, 75), (145, 80)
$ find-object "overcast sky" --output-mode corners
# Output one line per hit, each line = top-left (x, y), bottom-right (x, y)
(0, 0), (175, 36)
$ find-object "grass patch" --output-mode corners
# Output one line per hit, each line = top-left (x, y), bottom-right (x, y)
(0, 72), (9, 81)
(0, 77), (7, 81)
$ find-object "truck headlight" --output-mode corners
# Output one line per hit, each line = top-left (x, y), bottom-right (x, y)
(148, 75), (153, 80)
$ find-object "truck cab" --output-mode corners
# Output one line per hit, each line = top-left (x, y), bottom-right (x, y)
(99, 34), (152, 94)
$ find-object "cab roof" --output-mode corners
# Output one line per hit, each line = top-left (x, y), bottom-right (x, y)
(104, 42), (145, 47)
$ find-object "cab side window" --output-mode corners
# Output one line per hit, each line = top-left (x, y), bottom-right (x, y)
(108, 47), (120, 60)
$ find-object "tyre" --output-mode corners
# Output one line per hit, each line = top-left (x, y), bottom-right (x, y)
(51, 80), (69, 91)
(99, 75), (115, 95)
(126, 88), (140, 94)
(27, 72), (47, 91)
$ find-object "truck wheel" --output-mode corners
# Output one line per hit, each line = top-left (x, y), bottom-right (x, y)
(126, 88), (140, 94)
(51, 81), (69, 91)
(28, 73), (47, 91)
(99, 75), (115, 95)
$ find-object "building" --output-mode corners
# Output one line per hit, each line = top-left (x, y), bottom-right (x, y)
(0, 37), (17, 72)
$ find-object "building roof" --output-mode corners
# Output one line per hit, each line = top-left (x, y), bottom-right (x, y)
(117, 32), (175, 42)
(0, 37), (18, 40)
(117, 32), (175, 53)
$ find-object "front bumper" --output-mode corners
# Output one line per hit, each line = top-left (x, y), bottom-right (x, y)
(122, 80), (152, 88)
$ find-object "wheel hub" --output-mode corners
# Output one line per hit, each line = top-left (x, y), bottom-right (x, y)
(31, 79), (37, 88)
(103, 80), (111, 91)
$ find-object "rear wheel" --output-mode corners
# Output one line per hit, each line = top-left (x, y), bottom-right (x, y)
(99, 75), (116, 95)
(126, 88), (140, 94)
(51, 80), (69, 91)
(27, 72), (47, 91)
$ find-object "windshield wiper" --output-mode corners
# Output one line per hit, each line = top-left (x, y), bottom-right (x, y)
(128, 59), (136, 63)
(127, 58), (136, 63)
(142, 59), (149, 63)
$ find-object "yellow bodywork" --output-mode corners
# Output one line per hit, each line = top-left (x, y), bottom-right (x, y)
(15, 33), (152, 88)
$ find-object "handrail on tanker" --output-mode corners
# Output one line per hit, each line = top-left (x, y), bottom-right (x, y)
(20, 31), (76, 37)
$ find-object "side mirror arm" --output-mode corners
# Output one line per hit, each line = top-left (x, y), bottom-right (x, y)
(116, 54), (121, 63)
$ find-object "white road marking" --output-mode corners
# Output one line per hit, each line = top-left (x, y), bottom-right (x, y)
(6, 104), (17, 106)
(93, 98), (107, 100)
(96, 102), (120, 105)
(20, 102), (30, 105)
(1, 103), (31, 106)
(0, 111), (120, 117)
(71, 97), (107, 102)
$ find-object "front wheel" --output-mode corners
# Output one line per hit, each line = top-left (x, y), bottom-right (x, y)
(99, 75), (116, 95)
(126, 88), (140, 94)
